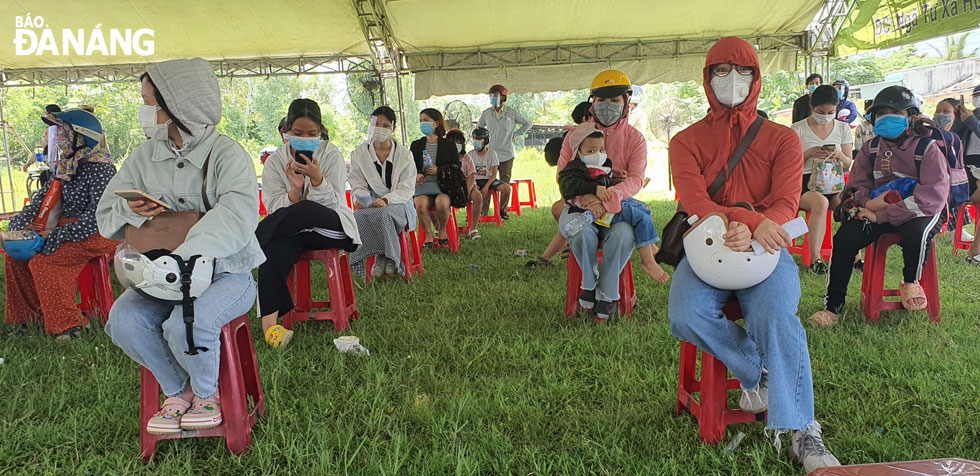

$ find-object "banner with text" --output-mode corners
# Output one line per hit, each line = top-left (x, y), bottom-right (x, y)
(834, 0), (980, 56)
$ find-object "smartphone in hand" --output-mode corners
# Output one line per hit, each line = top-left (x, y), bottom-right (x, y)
(114, 189), (172, 210)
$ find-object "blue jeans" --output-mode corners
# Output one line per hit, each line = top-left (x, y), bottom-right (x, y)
(105, 273), (257, 399)
(610, 198), (659, 248)
(559, 207), (635, 301)
(668, 250), (815, 432)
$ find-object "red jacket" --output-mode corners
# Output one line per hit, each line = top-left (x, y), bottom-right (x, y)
(669, 37), (803, 231)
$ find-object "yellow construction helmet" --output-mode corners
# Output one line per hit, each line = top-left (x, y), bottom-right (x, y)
(590, 70), (632, 98)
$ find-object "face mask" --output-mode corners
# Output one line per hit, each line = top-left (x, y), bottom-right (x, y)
(472, 140), (484, 151)
(490, 96), (501, 108)
(372, 127), (392, 143)
(710, 73), (753, 108)
(973, 96), (980, 109)
(837, 88), (845, 99)
(934, 113), (954, 129)
(281, 132), (289, 143)
(139, 105), (170, 139)
(873, 114), (909, 139)
(864, 112), (873, 122)
(455, 143), (463, 153)
(289, 136), (321, 153)
(812, 113), (835, 125)
(807, 85), (818, 94)
(593, 101), (624, 127)
(580, 152), (607, 167)
(420, 122), (435, 136)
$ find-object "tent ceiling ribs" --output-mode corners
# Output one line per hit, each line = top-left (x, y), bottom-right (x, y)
(808, 0), (860, 55)
(0, 55), (375, 88)
(351, 0), (405, 75)
(404, 34), (805, 72)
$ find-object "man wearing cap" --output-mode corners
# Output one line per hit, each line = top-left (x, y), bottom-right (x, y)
(4, 109), (118, 342)
(556, 69), (648, 320)
(476, 84), (532, 219)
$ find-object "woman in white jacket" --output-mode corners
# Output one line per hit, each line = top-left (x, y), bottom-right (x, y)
(348, 106), (418, 280)
(257, 99), (360, 349)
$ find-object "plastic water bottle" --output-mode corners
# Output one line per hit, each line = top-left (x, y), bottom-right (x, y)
(562, 211), (595, 237)
(422, 150), (433, 170)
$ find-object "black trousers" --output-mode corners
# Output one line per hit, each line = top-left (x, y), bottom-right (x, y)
(824, 215), (942, 313)
(256, 201), (356, 318)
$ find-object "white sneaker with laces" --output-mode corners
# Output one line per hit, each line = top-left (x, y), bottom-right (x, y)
(791, 422), (841, 473)
(739, 370), (768, 414)
(384, 257), (397, 275)
(371, 256), (386, 278)
(961, 227), (974, 243)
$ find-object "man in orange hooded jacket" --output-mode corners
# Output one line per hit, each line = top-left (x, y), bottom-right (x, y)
(667, 37), (840, 472)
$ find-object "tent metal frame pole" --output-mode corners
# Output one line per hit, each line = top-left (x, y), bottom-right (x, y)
(0, 91), (16, 213)
(395, 72), (408, 144)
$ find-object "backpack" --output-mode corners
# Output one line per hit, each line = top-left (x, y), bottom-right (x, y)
(437, 163), (469, 208)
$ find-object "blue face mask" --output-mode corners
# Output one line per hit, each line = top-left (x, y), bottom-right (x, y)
(471, 140), (484, 151)
(864, 112), (873, 122)
(420, 122), (435, 136)
(934, 113), (954, 129)
(873, 114), (909, 139)
(837, 88), (845, 99)
(490, 96), (501, 108)
(807, 85), (817, 94)
(289, 136), (321, 153)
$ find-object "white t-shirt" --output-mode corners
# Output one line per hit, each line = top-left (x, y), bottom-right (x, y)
(791, 118), (854, 174)
(467, 148), (499, 180)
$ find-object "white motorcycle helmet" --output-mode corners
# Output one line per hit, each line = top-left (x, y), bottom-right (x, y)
(682, 213), (779, 290)
(114, 244), (214, 303)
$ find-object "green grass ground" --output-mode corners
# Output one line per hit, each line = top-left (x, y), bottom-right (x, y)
(1, 149), (979, 475)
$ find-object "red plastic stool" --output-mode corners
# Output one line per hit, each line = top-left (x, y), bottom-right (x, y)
(564, 250), (638, 317)
(953, 204), (977, 256)
(676, 301), (767, 444)
(78, 254), (114, 322)
(345, 189), (354, 210)
(139, 314), (266, 462)
(282, 249), (359, 331)
(860, 233), (940, 323)
(364, 228), (424, 283)
(461, 191), (502, 233)
(787, 209), (833, 267)
(418, 207), (461, 253)
(508, 178), (537, 215)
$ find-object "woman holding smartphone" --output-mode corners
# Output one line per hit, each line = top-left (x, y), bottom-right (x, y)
(97, 58), (262, 435)
(255, 98), (360, 349)
(790, 85), (853, 273)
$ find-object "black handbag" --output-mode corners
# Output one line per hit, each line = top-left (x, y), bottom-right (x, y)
(655, 117), (764, 267)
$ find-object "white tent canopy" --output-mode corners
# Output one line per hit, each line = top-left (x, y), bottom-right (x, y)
(1, 0), (827, 97)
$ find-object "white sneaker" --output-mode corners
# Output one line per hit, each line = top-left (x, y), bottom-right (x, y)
(384, 257), (397, 275)
(738, 370), (768, 414)
(791, 422), (841, 473)
(370, 256), (386, 278)
(961, 227), (974, 242)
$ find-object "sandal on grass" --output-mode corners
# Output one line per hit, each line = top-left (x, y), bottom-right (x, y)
(900, 281), (928, 311)
(525, 257), (553, 269)
(438, 238), (450, 248)
(468, 229), (481, 240)
(967, 255), (980, 266)
(560, 247), (571, 260)
(146, 396), (191, 435)
(810, 310), (840, 327)
(264, 324), (293, 349)
(809, 259), (827, 274)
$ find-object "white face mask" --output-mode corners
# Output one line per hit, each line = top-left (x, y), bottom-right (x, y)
(139, 105), (170, 140)
(973, 96), (980, 109)
(710, 73), (753, 108)
(580, 152), (607, 167)
(455, 143), (463, 153)
(812, 113), (835, 125)
(372, 126), (392, 143)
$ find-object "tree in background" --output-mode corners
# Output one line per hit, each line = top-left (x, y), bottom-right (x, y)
(930, 33), (980, 62)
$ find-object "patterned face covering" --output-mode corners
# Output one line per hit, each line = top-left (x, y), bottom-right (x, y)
(51, 120), (111, 181)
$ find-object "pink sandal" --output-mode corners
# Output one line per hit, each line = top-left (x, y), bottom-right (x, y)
(180, 393), (222, 430)
(146, 397), (191, 435)
(809, 310), (840, 327)
(900, 281), (928, 311)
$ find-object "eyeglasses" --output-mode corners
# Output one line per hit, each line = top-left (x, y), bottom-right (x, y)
(710, 63), (754, 77)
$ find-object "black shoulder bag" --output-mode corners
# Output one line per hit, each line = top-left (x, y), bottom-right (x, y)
(655, 117), (763, 267)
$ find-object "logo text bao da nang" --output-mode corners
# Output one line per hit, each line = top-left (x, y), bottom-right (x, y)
(13, 14), (154, 56)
